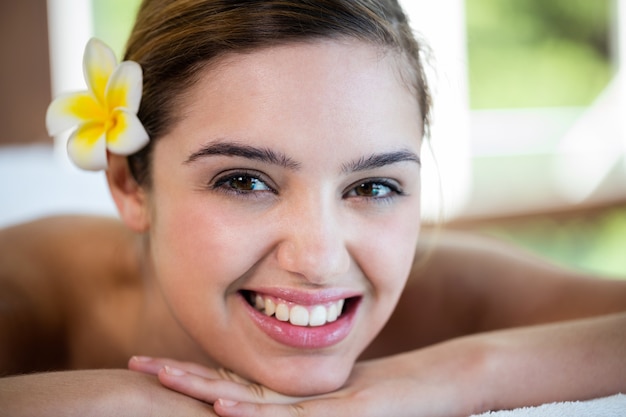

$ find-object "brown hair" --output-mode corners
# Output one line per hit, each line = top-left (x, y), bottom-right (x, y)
(125, 0), (431, 185)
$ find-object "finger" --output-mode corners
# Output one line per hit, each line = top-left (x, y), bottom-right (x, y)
(128, 356), (221, 379)
(156, 365), (307, 405)
(214, 399), (310, 417)
(213, 397), (350, 417)
(157, 366), (282, 404)
(128, 356), (165, 375)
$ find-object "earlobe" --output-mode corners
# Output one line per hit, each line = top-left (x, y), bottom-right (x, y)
(106, 153), (150, 232)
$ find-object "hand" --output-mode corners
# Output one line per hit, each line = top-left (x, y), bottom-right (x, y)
(128, 344), (475, 417)
(129, 355), (303, 405)
(208, 352), (471, 417)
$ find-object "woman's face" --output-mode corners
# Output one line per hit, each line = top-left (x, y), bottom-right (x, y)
(147, 39), (423, 396)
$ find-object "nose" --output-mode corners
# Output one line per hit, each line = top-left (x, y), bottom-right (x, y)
(275, 197), (350, 285)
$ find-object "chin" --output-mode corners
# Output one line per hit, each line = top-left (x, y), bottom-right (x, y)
(250, 357), (353, 396)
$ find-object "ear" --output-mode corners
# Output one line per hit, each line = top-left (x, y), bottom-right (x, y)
(106, 153), (150, 232)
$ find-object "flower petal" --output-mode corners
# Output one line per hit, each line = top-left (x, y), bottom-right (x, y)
(106, 61), (143, 113)
(45, 91), (105, 136)
(67, 122), (108, 171)
(106, 108), (150, 155)
(83, 38), (117, 105)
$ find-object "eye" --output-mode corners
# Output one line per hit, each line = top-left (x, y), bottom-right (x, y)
(211, 171), (275, 195)
(344, 178), (403, 200)
(227, 175), (270, 192)
(353, 182), (391, 197)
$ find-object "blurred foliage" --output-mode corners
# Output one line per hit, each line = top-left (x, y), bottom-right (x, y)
(480, 207), (626, 279)
(466, 0), (624, 278)
(92, 0), (142, 58)
(466, 0), (614, 108)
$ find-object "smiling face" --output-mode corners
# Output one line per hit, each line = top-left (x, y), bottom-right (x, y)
(145, 39), (423, 395)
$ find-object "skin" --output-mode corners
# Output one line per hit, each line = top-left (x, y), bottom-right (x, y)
(139, 39), (423, 396)
(1, 217), (626, 416)
(1, 39), (626, 416)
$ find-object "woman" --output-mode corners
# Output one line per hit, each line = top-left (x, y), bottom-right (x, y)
(1, 0), (625, 415)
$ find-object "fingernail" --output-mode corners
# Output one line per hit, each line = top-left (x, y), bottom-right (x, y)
(164, 366), (186, 376)
(132, 355), (153, 362)
(218, 399), (239, 407)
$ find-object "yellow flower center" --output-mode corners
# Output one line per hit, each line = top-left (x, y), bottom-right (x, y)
(105, 114), (118, 133)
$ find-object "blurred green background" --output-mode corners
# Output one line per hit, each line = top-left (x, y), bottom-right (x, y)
(466, 0), (614, 109)
(91, 0), (625, 278)
(465, 0), (624, 278)
(92, 0), (141, 58)
(476, 208), (626, 279)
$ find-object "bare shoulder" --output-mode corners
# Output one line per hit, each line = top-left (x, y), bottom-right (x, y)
(0, 216), (142, 374)
(0, 215), (134, 251)
(363, 227), (626, 359)
(0, 215), (139, 291)
(416, 228), (626, 323)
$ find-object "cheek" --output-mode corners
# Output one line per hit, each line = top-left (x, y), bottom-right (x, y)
(148, 193), (250, 305)
(147, 190), (281, 304)
(363, 206), (420, 297)
(146, 192), (280, 351)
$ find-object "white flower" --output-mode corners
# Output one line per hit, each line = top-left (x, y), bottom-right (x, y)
(46, 38), (149, 171)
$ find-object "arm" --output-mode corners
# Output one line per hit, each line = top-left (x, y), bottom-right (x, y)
(0, 369), (216, 417)
(470, 311), (626, 410)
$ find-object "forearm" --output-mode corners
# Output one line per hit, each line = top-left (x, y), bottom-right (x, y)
(467, 312), (626, 413)
(0, 370), (143, 417)
(0, 369), (214, 417)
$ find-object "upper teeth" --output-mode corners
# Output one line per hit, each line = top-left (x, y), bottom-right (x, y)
(252, 293), (346, 327)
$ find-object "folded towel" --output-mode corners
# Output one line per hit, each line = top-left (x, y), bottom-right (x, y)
(471, 393), (626, 417)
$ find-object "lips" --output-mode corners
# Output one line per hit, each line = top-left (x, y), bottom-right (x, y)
(240, 290), (360, 349)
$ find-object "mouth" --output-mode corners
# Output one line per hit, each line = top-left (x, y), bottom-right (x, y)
(242, 290), (354, 327)
(239, 290), (361, 349)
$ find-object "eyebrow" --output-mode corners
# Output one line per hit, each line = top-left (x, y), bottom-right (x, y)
(342, 149), (421, 173)
(184, 141), (301, 169)
(184, 141), (420, 172)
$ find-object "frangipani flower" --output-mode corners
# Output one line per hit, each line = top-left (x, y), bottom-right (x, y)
(46, 38), (149, 171)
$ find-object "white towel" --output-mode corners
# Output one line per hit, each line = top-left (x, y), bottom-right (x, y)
(471, 393), (626, 417)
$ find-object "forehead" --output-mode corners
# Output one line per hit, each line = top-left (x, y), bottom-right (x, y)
(167, 39), (422, 158)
